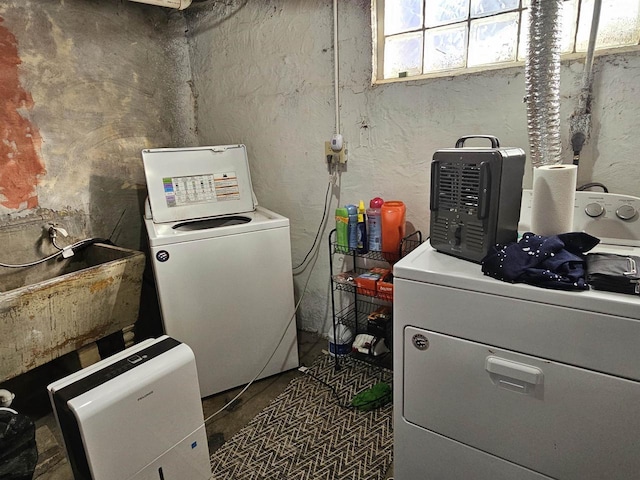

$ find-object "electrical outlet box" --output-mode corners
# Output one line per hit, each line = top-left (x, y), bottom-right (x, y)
(338, 145), (347, 164)
(325, 141), (335, 157)
(324, 141), (347, 164)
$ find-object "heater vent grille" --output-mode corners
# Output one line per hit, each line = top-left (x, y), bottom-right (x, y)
(431, 216), (449, 246)
(466, 222), (485, 252)
(437, 162), (481, 215)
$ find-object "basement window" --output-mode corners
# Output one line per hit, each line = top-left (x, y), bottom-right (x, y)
(372, 0), (640, 83)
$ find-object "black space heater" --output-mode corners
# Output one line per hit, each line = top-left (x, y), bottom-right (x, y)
(430, 135), (526, 263)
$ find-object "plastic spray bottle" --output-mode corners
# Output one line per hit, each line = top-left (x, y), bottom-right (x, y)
(345, 204), (358, 251)
(357, 200), (368, 253)
(367, 197), (384, 252)
(335, 207), (349, 253)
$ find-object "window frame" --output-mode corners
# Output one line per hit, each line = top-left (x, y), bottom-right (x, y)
(371, 0), (640, 85)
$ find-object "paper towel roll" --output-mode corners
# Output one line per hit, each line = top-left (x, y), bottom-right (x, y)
(531, 164), (577, 236)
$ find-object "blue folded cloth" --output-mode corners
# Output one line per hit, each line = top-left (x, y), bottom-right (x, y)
(481, 232), (600, 290)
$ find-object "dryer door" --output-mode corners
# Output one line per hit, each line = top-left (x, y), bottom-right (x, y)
(403, 326), (640, 480)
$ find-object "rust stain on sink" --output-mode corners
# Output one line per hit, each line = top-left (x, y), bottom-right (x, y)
(89, 276), (114, 293)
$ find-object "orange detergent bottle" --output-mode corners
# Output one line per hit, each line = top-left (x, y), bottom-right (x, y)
(381, 201), (406, 262)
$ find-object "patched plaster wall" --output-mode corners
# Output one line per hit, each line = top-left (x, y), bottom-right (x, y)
(186, 1), (640, 333)
(0, 0), (195, 256)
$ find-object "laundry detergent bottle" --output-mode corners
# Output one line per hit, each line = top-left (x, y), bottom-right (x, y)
(335, 207), (349, 253)
(381, 200), (406, 262)
(356, 200), (368, 254)
(367, 197), (383, 252)
(345, 204), (358, 251)
(327, 323), (354, 357)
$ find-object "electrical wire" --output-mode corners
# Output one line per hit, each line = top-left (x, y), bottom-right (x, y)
(577, 182), (608, 193)
(300, 368), (356, 410)
(0, 237), (111, 269)
(203, 251), (317, 425)
(299, 364), (392, 412)
(0, 250), (65, 269)
(51, 237), (65, 252)
(292, 180), (332, 271)
(203, 0), (342, 425)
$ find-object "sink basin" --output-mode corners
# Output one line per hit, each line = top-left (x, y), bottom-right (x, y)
(0, 243), (145, 382)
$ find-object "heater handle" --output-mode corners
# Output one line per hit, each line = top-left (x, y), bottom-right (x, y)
(478, 161), (491, 220)
(455, 135), (500, 149)
(430, 160), (440, 211)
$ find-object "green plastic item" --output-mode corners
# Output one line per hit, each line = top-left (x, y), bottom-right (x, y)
(335, 207), (350, 253)
(351, 382), (392, 411)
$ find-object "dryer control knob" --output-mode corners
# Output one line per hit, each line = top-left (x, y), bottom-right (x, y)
(616, 204), (637, 221)
(584, 202), (605, 218)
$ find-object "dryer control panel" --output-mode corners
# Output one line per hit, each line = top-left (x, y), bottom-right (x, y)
(519, 190), (640, 246)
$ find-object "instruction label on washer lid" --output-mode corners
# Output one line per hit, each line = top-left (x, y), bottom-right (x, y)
(163, 172), (240, 207)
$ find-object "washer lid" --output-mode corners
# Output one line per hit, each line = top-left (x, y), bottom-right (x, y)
(142, 144), (257, 224)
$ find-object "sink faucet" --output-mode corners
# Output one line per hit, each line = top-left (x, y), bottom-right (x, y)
(48, 224), (68, 240)
(48, 224), (70, 254)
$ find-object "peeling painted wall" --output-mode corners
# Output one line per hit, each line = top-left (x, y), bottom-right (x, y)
(0, 18), (45, 211)
(186, 0), (640, 333)
(0, 0), (196, 256)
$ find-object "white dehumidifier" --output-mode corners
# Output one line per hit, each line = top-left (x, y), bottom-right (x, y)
(47, 336), (212, 480)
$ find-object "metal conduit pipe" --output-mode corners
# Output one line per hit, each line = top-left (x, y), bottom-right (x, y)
(571, 0), (603, 166)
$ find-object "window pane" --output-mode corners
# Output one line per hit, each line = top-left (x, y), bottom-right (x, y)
(384, 32), (424, 78)
(471, 0), (519, 18)
(375, 0), (640, 83)
(576, 0), (640, 51)
(425, 0), (470, 28)
(424, 23), (468, 72)
(521, 0), (573, 10)
(468, 12), (519, 66)
(518, 1), (577, 61)
(385, 0), (423, 35)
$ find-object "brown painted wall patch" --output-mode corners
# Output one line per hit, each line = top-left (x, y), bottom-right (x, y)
(0, 17), (45, 210)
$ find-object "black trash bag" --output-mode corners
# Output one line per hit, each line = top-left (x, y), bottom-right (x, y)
(0, 408), (38, 480)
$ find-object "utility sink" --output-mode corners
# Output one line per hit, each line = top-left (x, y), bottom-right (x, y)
(0, 243), (145, 382)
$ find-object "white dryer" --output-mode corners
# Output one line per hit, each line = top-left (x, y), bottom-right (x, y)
(393, 191), (640, 480)
(142, 145), (299, 398)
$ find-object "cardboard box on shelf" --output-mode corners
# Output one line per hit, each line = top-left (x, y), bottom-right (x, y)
(377, 272), (394, 301)
(355, 267), (390, 296)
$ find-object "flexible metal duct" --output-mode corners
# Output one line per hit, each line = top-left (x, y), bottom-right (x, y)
(525, 0), (563, 167)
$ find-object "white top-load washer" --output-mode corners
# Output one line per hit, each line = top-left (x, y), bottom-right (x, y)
(142, 144), (299, 398)
(393, 191), (640, 480)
